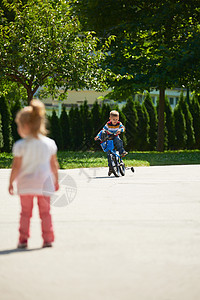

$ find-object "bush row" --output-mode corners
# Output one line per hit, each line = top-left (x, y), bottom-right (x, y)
(0, 93), (200, 152)
(48, 93), (200, 151)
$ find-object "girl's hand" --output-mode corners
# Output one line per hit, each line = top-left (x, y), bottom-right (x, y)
(9, 183), (14, 195)
(55, 181), (59, 191)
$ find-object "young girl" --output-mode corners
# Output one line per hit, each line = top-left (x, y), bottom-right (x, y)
(9, 99), (59, 249)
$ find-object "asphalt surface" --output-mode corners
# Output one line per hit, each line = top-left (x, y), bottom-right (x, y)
(0, 165), (200, 300)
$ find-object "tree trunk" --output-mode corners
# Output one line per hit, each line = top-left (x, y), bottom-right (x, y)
(27, 90), (34, 104)
(186, 87), (190, 104)
(157, 88), (165, 152)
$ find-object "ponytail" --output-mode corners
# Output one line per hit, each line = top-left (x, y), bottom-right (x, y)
(15, 99), (47, 136)
(30, 99), (45, 119)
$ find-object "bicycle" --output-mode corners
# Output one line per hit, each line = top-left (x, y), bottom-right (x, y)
(97, 131), (134, 177)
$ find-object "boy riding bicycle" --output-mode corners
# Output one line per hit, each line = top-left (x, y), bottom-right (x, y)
(94, 110), (128, 175)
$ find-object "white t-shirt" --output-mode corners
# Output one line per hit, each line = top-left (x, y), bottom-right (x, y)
(12, 134), (57, 196)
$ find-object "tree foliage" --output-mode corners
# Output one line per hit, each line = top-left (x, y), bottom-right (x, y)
(75, 0), (200, 151)
(0, 0), (111, 103)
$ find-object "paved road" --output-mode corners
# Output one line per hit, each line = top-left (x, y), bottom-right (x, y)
(0, 165), (200, 300)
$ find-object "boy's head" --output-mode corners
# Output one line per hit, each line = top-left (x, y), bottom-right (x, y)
(109, 110), (119, 125)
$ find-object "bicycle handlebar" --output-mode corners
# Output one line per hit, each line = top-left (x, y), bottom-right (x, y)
(96, 133), (117, 142)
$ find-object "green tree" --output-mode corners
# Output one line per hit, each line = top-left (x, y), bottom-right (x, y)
(174, 106), (187, 150)
(60, 106), (71, 150)
(76, 0), (200, 151)
(0, 95), (13, 152)
(122, 98), (138, 151)
(0, 0), (110, 103)
(178, 92), (195, 149)
(135, 101), (149, 151)
(143, 93), (157, 151)
(50, 110), (63, 150)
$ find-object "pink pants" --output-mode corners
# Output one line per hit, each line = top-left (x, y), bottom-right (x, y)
(19, 195), (54, 244)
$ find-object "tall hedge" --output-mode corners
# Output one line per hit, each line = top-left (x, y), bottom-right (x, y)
(80, 101), (93, 150)
(135, 101), (149, 150)
(116, 106), (127, 148)
(178, 92), (195, 149)
(165, 96), (175, 150)
(0, 95), (13, 152)
(122, 97), (138, 150)
(0, 114), (4, 150)
(69, 106), (84, 150)
(101, 102), (111, 125)
(10, 97), (22, 142)
(60, 106), (71, 150)
(143, 93), (157, 150)
(91, 101), (102, 150)
(174, 105), (187, 150)
(50, 110), (63, 150)
(91, 101), (102, 136)
(189, 96), (200, 149)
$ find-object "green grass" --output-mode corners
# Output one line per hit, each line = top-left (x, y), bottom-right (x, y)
(127, 150), (200, 166)
(1, 150), (200, 169)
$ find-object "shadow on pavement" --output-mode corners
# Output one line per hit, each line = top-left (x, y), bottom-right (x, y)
(93, 176), (117, 179)
(0, 247), (42, 255)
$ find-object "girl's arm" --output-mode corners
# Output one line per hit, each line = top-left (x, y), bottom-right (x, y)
(50, 154), (59, 191)
(9, 157), (22, 195)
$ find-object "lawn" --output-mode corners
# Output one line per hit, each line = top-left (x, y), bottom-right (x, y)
(0, 150), (200, 169)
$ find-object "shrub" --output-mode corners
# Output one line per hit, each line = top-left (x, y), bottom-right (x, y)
(80, 101), (93, 150)
(60, 106), (71, 150)
(189, 95), (200, 149)
(122, 97), (138, 150)
(135, 101), (149, 150)
(174, 105), (187, 149)
(69, 106), (84, 150)
(143, 93), (157, 150)
(10, 97), (22, 142)
(0, 95), (13, 152)
(50, 110), (63, 150)
(165, 96), (175, 150)
(0, 114), (4, 150)
(178, 92), (195, 149)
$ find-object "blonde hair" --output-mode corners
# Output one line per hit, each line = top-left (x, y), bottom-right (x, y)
(15, 99), (47, 136)
(110, 110), (119, 117)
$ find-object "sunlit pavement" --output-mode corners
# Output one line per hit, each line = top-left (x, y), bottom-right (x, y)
(1, 165), (200, 300)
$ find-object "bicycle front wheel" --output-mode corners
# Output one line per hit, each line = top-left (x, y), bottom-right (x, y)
(108, 153), (120, 177)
